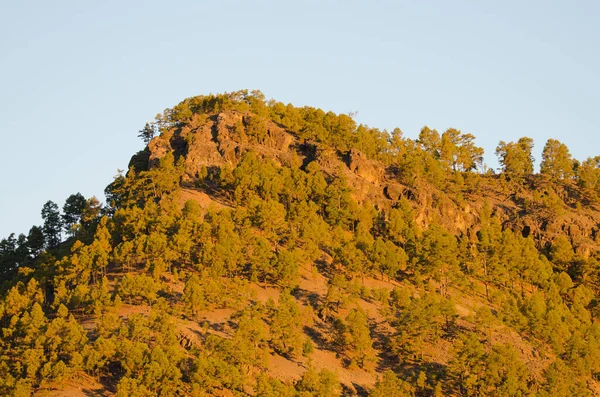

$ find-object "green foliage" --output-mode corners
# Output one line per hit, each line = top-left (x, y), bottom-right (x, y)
(539, 359), (590, 397)
(540, 138), (576, 181)
(118, 273), (160, 304)
(390, 291), (455, 361)
(372, 237), (408, 280)
(106, 153), (184, 210)
(0, 294), (87, 394)
(268, 291), (302, 357)
(231, 304), (270, 374)
(371, 370), (415, 396)
(137, 122), (156, 144)
(550, 236), (574, 272)
(3, 91), (600, 395)
(183, 274), (205, 317)
(495, 137), (535, 179)
(417, 224), (459, 296)
(344, 307), (376, 369)
(255, 373), (296, 397)
(41, 200), (62, 249)
(302, 338), (314, 357)
(450, 334), (530, 396)
(27, 226), (45, 257)
(439, 128), (484, 172)
(577, 156), (600, 194)
(296, 365), (341, 397)
(62, 193), (87, 236)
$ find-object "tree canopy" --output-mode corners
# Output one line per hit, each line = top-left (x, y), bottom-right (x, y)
(1, 90), (600, 396)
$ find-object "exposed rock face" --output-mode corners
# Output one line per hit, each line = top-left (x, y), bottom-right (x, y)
(182, 119), (224, 168)
(215, 113), (243, 165)
(146, 111), (297, 183)
(141, 110), (600, 258)
(148, 130), (174, 167)
(384, 183), (405, 202)
(264, 122), (293, 151)
(347, 149), (383, 185)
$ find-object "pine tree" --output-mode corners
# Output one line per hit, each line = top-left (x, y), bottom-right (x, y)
(371, 370), (415, 396)
(540, 138), (575, 181)
(26, 226), (45, 256)
(495, 137), (535, 179)
(138, 122), (156, 144)
(62, 193), (86, 235)
(345, 307), (375, 369)
(183, 275), (205, 318)
(41, 200), (62, 248)
(418, 224), (459, 296)
(296, 365), (341, 397)
(268, 292), (302, 357)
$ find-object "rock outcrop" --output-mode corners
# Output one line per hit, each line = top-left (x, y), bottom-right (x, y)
(347, 149), (384, 185)
(141, 109), (600, 258)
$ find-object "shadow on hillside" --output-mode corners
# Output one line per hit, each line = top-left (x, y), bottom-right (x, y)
(369, 321), (397, 373)
(340, 382), (368, 397)
(350, 382), (369, 397)
(314, 258), (334, 278)
(394, 361), (448, 391)
(303, 324), (332, 352)
(83, 388), (111, 397)
(292, 288), (321, 311)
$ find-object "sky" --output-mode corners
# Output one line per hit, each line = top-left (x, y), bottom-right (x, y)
(0, 0), (599, 238)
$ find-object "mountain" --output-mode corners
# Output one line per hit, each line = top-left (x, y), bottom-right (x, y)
(1, 90), (600, 396)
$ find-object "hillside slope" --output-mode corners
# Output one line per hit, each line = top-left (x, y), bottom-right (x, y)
(2, 90), (600, 396)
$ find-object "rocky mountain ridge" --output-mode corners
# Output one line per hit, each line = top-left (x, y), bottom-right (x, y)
(143, 108), (600, 262)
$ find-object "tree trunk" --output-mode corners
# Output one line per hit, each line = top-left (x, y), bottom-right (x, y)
(483, 257), (489, 300)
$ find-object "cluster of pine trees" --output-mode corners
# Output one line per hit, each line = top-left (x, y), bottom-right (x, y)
(1, 90), (600, 396)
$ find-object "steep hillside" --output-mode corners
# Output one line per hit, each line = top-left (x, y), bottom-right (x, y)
(2, 90), (600, 396)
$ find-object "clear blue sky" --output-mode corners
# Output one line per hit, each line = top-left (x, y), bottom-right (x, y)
(1, 0), (599, 238)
